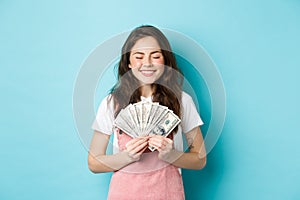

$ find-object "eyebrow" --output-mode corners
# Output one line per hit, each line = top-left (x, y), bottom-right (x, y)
(132, 50), (162, 55)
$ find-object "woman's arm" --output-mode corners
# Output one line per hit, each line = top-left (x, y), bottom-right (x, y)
(88, 130), (149, 173)
(148, 127), (206, 170)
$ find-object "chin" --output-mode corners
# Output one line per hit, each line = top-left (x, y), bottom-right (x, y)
(140, 81), (155, 85)
(137, 78), (157, 85)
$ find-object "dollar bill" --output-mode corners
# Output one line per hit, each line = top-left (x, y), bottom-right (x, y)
(145, 102), (159, 133)
(141, 102), (152, 134)
(148, 110), (181, 151)
(127, 104), (140, 134)
(134, 102), (143, 133)
(152, 110), (181, 136)
(114, 111), (137, 138)
(148, 105), (169, 131)
(114, 101), (181, 151)
(118, 108), (139, 137)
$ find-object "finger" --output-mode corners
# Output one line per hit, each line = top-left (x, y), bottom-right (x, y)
(126, 138), (148, 151)
(149, 137), (166, 146)
(148, 140), (165, 151)
(133, 145), (148, 159)
(131, 141), (149, 154)
(164, 138), (173, 143)
(150, 137), (173, 148)
(149, 134), (164, 139)
(138, 145), (149, 154)
(126, 142), (148, 156)
(149, 134), (169, 140)
(128, 141), (148, 156)
(163, 138), (173, 149)
(130, 135), (149, 142)
(126, 137), (147, 146)
(148, 144), (161, 152)
(128, 141), (148, 158)
(137, 135), (150, 139)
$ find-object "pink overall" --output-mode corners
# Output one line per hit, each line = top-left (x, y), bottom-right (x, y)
(107, 129), (185, 200)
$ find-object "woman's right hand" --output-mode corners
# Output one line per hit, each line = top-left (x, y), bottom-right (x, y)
(124, 136), (149, 162)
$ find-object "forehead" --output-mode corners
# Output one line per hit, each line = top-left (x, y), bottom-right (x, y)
(131, 36), (161, 52)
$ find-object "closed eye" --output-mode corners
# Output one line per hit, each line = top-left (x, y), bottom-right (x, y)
(152, 52), (162, 59)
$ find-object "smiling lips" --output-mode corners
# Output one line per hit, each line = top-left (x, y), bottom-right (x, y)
(140, 70), (156, 77)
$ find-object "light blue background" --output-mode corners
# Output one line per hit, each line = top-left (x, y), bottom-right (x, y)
(1, 0), (299, 199)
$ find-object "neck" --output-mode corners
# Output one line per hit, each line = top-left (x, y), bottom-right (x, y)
(140, 84), (153, 97)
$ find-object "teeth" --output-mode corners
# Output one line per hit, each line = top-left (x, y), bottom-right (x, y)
(141, 70), (154, 74)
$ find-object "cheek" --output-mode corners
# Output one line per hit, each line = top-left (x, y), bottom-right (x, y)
(130, 60), (143, 68)
(153, 57), (164, 65)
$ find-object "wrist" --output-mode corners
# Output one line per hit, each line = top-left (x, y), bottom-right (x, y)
(120, 151), (137, 164)
(159, 148), (177, 162)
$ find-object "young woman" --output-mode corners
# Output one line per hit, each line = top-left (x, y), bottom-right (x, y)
(88, 25), (206, 200)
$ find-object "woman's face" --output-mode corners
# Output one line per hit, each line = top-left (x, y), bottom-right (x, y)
(129, 36), (165, 85)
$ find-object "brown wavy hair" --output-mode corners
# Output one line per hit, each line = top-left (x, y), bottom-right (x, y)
(109, 25), (183, 134)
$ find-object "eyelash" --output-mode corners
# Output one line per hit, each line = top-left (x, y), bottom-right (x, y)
(135, 56), (160, 59)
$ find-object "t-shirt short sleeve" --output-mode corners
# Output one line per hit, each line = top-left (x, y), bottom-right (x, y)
(181, 92), (204, 133)
(91, 95), (115, 135)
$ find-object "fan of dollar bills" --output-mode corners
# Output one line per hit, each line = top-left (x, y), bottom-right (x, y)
(114, 101), (181, 150)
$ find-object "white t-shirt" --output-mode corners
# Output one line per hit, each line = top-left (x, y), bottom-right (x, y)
(92, 91), (204, 154)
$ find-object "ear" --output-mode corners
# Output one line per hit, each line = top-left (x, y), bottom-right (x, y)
(128, 63), (133, 69)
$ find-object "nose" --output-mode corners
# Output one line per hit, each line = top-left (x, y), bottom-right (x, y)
(143, 56), (152, 67)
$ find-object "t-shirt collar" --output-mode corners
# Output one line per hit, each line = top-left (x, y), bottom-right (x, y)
(140, 96), (153, 102)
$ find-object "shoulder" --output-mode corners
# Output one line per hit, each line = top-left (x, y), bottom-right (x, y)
(180, 91), (204, 132)
(100, 94), (114, 105)
(180, 91), (200, 118)
(97, 94), (115, 113)
(101, 94), (113, 104)
(181, 91), (194, 105)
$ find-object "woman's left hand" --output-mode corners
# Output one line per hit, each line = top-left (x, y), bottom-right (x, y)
(148, 134), (174, 161)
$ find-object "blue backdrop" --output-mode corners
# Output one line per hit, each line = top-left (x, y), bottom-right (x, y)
(1, 0), (299, 199)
